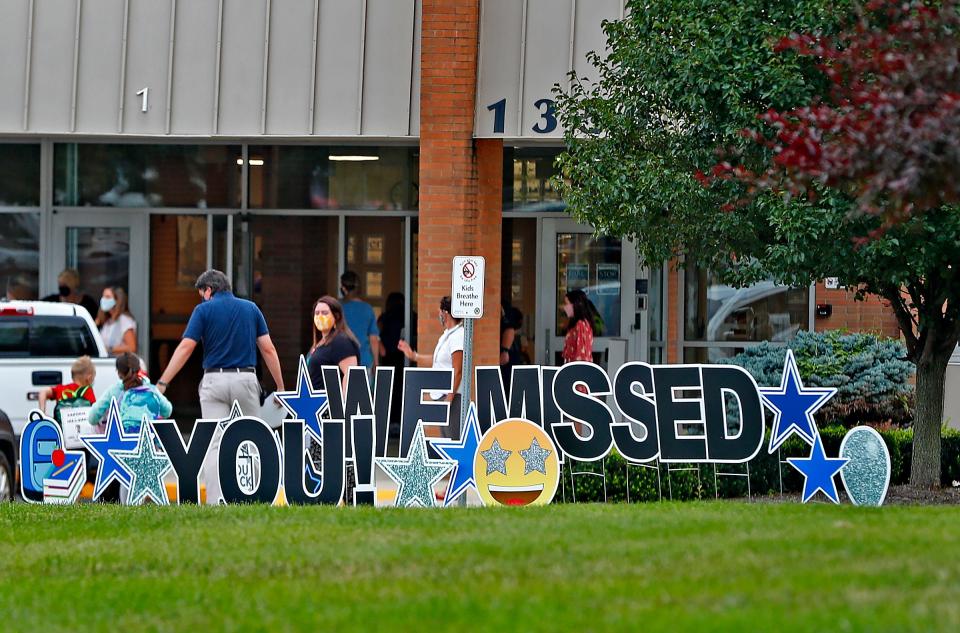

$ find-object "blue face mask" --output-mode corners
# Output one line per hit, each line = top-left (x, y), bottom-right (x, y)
(100, 297), (117, 312)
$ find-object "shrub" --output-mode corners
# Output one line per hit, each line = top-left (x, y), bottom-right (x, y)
(559, 426), (960, 502)
(721, 330), (914, 427)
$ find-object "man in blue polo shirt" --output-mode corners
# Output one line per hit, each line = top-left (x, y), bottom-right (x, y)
(340, 270), (380, 372)
(157, 269), (284, 505)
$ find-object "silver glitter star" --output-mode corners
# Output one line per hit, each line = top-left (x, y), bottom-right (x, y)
(519, 437), (551, 475)
(480, 439), (512, 475)
(113, 419), (172, 506)
(376, 426), (455, 507)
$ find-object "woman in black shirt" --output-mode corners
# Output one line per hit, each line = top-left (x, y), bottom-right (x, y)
(307, 295), (360, 391)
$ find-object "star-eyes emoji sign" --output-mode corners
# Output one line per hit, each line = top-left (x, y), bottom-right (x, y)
(474, 419), (560, 506)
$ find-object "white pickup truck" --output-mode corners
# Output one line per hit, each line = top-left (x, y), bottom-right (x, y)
(0, 300), (119, 498)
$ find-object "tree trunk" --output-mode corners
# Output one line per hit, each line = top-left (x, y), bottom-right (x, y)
(910, 349), (953, 487)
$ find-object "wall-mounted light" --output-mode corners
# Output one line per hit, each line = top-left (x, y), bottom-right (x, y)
(329, 155), (379, 162)
(236, 159), (265, 166)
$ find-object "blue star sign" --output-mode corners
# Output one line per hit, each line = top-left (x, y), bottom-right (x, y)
(80, 398), (139, 499)
(787, 434), (849, 504)
(760, 349), (837, 453)
(275, 354), (328, 441)
(430, 402), (482, 506)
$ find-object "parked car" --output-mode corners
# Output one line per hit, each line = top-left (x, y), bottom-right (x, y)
(0, 300), (119, 499)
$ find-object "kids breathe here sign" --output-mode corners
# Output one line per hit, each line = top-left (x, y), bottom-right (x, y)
(19, 352), (892, 508)
(451, 255), (484, 319)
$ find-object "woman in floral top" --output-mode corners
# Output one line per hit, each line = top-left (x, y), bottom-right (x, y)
(561, 289), (597, 363)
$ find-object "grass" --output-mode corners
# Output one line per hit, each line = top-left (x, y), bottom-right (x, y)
(0, 502), (958, 632)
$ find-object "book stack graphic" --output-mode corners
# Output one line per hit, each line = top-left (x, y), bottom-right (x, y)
(43, 451), (87, 505)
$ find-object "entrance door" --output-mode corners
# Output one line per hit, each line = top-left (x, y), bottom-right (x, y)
(540, 218), (647, 367)
(49, 211), (149, 361)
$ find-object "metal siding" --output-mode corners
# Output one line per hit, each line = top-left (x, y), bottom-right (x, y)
(408, 0), (421, 136)
(29, 0), (78, 132)
(573, 0), (617, 81)
(474, 0), (524, 138)
(218, 0), (267, 135)
(74, 0), (123, 133)
(169, 0), (218, 135)
(520, 0), (570, 138)
(0, 1), (29, 130)
(315, 0), (364, 134)
(361, 0), (415, 136)
(264, 0), (314, 135)
(120, 0), (170, 134)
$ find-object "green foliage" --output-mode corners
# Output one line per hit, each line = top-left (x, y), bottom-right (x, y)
(562, 426), (960, 502)
(721, 331), (915, 426)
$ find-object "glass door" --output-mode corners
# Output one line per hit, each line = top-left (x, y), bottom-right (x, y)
(49, 211), (149, 362)
(540, 218), (645, 367)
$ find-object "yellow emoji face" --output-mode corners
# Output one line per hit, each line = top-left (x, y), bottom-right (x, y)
(474, 419), (560, 506)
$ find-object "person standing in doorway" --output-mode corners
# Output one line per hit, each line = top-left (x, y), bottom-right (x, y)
(42, 268), (98, 319)
(561, 289), (597, 364)
(96, 286), (137, 356)
(339, 271), (380, 374)
(155, 269), (285, 505)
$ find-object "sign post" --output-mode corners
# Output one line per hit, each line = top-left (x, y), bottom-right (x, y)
(451, 255), (485, 505)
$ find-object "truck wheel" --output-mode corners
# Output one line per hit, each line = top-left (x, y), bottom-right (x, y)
(0, 451), (12, 502)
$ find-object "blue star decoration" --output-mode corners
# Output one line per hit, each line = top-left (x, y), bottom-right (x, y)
(429, 402), (482, 506)
(760, 349), (837, 453)
(80, 398), (139, 499)
(113, 420), (173, 506)
(275, 354), (328, 441)
(216, 401), (245, 432)
(786, 433), (849, 504)
(376, 425), (455, 508)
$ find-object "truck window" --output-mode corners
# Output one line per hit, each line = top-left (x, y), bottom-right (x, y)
(0, 319), (30, 356)
(29, 316), (99, 358)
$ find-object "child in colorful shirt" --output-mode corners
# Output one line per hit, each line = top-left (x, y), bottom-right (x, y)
(38, 355), (97, 420)
(88, 353), (172, 434)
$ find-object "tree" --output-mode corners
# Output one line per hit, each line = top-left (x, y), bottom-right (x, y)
(553, 0), (960, 486)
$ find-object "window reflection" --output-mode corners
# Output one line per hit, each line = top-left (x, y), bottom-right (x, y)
(503, 147), (565, 212)
(684, 262), (809, 343)
(0, 144), (41, 207)
(0, 213), (40, 300)
(248, 146), (418, 210)
(54, 144), (241, 208)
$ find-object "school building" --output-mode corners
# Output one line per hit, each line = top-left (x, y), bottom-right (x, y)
(0, 0), (898, 412)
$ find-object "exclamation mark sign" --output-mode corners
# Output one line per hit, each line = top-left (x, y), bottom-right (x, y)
(351, 415), (376, 506)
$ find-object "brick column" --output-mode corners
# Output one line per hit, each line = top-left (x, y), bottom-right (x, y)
(418, 0), (501, 368)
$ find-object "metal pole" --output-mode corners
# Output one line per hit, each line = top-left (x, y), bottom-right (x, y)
(457, 316), (474, 507)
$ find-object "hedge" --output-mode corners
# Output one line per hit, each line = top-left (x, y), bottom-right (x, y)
(557, 426), (960, 503)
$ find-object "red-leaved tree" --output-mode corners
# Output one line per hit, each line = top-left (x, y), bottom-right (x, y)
(730, 0), (960, 228)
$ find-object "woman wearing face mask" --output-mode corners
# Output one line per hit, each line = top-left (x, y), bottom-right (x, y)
(96, 286), (138, 356)
(561, 289), (598, 364)
(306, 296), (360, 393)
(397, 296), (464, 439)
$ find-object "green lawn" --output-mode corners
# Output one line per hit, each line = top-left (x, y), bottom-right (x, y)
(0, 502), (957, 632)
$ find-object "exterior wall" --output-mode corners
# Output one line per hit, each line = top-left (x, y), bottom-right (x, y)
(475, 0), (625, 139)
(813, 283), (901, 338)
(0, 0), (420, 137)
(418, 0), (500, 368)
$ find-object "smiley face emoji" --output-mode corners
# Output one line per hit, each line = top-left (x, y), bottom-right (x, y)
(474, 419), (560, 506)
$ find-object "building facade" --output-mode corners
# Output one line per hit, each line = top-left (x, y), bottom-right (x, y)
(0, 0), (898, 417)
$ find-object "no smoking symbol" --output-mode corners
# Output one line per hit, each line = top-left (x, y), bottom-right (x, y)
(462, 261), (476, 280)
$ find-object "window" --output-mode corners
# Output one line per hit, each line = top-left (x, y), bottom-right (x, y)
(54, 144), (241, 208)
(503, 147), (565, 212)
(0, 213), (41, 300)
(247, 146), (418, 210)
(0, 144), (41, 207)
(0, 316), (97, 358)
(683, 262), (810, 363)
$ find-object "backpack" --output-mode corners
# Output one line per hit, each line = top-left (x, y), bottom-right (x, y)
(53, 385), (92, 425)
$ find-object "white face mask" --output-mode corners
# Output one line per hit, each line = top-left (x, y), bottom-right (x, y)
(563, 303), (574, 318)
(100, 297), (117, 312)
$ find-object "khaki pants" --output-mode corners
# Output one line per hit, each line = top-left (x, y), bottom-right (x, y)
(199, 372), (261, 505)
